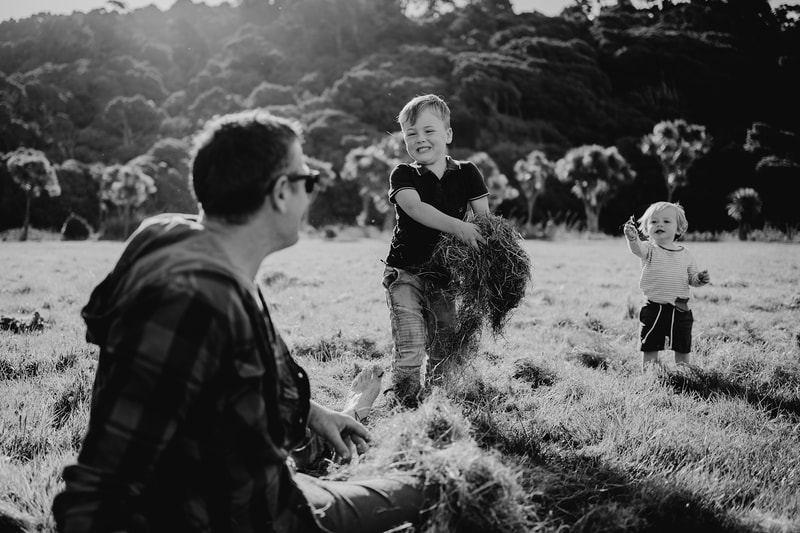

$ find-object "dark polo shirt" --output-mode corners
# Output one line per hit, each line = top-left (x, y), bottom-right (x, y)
(385, 157), (488, 282)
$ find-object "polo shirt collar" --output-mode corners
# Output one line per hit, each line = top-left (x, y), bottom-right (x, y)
(409, 156), (462, 176)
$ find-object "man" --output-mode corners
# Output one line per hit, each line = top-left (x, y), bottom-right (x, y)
(53, 111), (423, 532)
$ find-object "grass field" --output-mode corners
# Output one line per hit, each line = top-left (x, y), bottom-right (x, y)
(1, 235), (799, 532)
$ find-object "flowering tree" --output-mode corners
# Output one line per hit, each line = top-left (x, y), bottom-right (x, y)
(5, 147), (61, 241)
(556, 144), (635, 233)
(101, 163), (156, 237)
(727, 187), (762, 241)
(641, 119), (712, 201)
(469, 151), (519, 214)
(341, 145), (396, 229)
(513, 150), (554, 231)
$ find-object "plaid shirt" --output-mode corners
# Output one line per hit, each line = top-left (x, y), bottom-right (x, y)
(53, 215), (320, 533)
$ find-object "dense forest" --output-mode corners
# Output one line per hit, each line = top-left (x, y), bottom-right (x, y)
(1, 0), (799, 238)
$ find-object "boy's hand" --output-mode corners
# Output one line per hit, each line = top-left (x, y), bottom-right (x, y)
(698, 270), (710, 285)
(456, 221), (486, 250)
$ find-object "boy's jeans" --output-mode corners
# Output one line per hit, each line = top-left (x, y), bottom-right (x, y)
(382, 265), (456, 397)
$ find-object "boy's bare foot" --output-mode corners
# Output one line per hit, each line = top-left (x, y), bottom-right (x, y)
(342, 364), (384, 422)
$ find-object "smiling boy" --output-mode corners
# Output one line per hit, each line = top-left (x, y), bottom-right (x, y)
(382, 94), (490, 405)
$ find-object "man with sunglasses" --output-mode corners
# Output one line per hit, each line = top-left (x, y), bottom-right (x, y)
(53, 110), (423, 533)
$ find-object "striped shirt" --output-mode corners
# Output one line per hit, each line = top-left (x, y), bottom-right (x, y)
(627, 239), (704, 306)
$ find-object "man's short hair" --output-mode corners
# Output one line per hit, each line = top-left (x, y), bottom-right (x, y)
(397, 94), (451, 130)
(191, 110), (302, 224)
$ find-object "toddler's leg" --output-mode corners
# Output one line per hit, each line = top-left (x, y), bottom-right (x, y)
(674, 352), (690, 366)
(383, 267), (426, 406)
(642, 351), (660, 372)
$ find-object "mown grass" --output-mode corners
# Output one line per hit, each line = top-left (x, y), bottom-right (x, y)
(0, 236), (798, 532)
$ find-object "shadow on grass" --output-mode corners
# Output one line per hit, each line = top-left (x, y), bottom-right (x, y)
(447, 365), (766, 532)
(661, 366), (800, 421)
(519, 454), (756, 533)
(462, 404), (757, 532)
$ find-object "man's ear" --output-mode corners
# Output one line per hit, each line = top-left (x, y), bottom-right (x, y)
(269, 175), (289, 213)
(445, 127), (453, 144)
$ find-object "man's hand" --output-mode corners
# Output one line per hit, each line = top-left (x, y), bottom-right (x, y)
(698, 270), (711, 285)
(455, 220), (486, 250)
(307, 401), (371, 463)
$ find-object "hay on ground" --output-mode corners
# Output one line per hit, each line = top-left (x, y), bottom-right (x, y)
(331, 392), (536, 532)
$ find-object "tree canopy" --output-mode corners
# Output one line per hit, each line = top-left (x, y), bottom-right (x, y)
(1, 0), (798, 234)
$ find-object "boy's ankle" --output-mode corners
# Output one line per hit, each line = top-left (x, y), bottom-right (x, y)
(389, 370), (423, 408)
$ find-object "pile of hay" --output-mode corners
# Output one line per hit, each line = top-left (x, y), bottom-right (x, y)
(332, 392), (535, 532)
(428, 213), (532, 351)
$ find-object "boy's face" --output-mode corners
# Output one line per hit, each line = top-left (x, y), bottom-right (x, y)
(647, 206), (679, 245)
(401, 108), (452, 167)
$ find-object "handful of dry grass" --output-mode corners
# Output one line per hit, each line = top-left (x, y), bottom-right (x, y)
(331, 392), (535, 532)
(428, 213), (532, 351)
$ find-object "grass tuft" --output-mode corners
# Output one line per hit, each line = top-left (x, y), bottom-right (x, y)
(292, 333), (384, 362)
(512, 359), (557, 388)
(52, 376), (92, 430)
(570, 350), (611, 370)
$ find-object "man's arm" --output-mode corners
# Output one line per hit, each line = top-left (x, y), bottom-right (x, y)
(54, 282), (227, 532)
(395, 189), (485, 249)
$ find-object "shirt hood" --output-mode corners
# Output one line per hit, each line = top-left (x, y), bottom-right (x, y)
(82, 213), (243, 346)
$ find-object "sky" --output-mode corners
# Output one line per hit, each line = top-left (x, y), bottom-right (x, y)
(1, 0), (798, 23)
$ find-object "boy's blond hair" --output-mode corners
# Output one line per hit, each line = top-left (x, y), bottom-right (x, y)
(397, 94), (451, 130)
(638, 201), (689, 239)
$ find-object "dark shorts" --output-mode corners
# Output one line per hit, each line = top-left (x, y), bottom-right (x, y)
(639, 301), (693, 353)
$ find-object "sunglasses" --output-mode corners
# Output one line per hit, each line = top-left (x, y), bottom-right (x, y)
(286, 170), (320, 194)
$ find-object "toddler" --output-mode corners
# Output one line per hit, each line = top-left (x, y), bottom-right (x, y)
(623, 201), (710, 371)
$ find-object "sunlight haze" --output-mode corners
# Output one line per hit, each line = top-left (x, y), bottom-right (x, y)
(4, 0), (577, 23)
(2, 0), (798, 23)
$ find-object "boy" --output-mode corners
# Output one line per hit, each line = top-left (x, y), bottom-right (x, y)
(623, 201), (711, 372)
(382, 94), (490, 406)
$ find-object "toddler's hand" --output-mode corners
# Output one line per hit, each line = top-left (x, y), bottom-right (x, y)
(698, 270), (710, 285)
(623, 216), (638, 240)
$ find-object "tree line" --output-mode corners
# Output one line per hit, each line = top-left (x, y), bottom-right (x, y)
(1, 0), (798, 239)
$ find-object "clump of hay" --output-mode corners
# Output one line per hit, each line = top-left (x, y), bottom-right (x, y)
(428, 213), (532, 352)
(568, 349), (612, 370)
(0, 311), (44, 334)
(332, 392), (535, 532)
